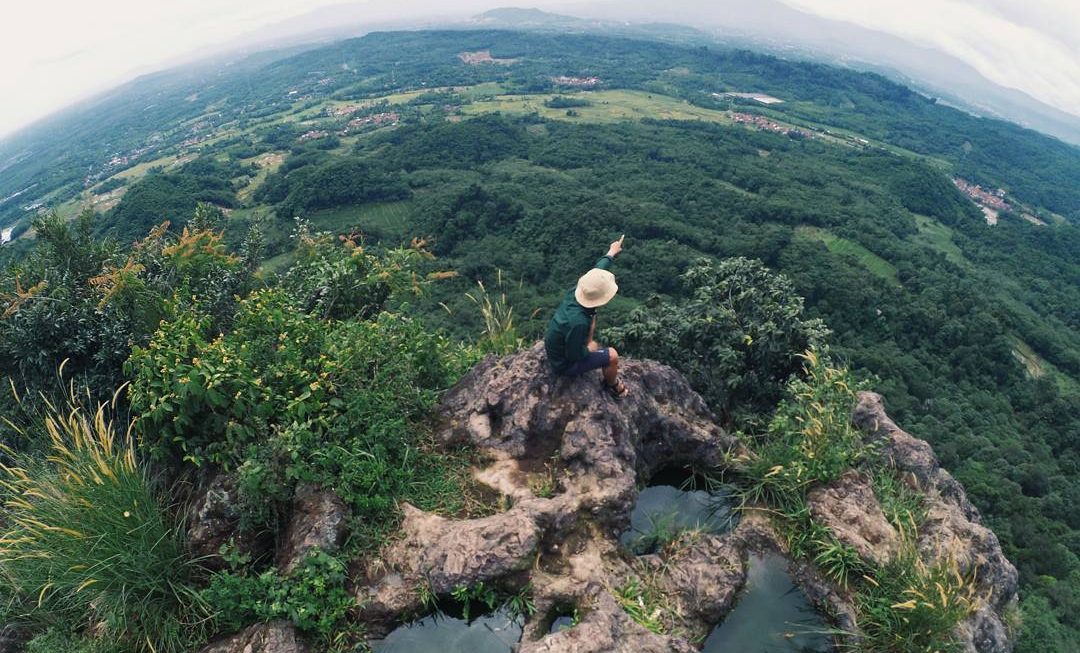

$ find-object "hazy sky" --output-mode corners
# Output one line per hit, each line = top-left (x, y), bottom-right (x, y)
(782, 0), (1080, 118)
(1, 0), (1077, 139)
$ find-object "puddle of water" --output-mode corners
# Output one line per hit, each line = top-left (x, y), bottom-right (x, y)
(370, 607), (523, 653)
(549, 615), (574, 633)
(702, 553), (834, 653)
(620, 478), (737, 554)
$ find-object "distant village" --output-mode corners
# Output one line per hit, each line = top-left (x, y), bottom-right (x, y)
(952, 178), (1046, 226)
(730, 112), (815, 139)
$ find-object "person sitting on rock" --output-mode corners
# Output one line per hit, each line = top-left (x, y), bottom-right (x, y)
(544, 235), (628, 398)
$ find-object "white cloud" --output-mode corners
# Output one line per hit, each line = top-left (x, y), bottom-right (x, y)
(2, 0), (1077, 137)
(0, 0), (344, 137)
(779, 0), (1080, 117)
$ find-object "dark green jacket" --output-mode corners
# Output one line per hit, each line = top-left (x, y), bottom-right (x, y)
(544, 256), (614, 374)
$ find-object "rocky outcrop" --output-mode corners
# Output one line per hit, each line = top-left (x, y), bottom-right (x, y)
(519, 588), (695, 653)
(354, 344), (738, 645)
(348, 349), (1016, 653)
(187, 472), (266, 569)
(277, 483), (348, 573)
(646, 532), (746, 641)
(807, 470), (900, 566)
(854, 391), (1019, 653)
(198, 622), (307, 653)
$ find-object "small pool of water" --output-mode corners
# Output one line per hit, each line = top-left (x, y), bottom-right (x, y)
(549, 615), (574, 633)
(702, 553), (833, 653)
(370, 607), (523, 652)
(620, 470), (737, 554)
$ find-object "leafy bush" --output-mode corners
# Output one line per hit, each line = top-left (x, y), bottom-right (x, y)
(0, 211), (249, 420)
(202, 549), (353, 637)
(0, 398), (207, 653)
(126, 288), (329, 467)
(608, 257), (829, 426)
(280, 224), (428, 320)
(128, 234), (477, 535)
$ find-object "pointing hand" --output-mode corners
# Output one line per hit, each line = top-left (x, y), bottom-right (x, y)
(607, 234), (625, 258)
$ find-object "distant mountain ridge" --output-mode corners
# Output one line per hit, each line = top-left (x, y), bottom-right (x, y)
(468, 5), (1080, 146)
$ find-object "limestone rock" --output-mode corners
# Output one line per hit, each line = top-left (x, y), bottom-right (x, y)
(919, 503), (1018, 609)
(956, 605), (1014, 653)
(198, 621), (307, 653)
(853, 391), (1019, 652)
(388, 503), (539, 594)
(277, 483), (348, 573)
(650, 532), (746, 639)
(438, 343), (737, 523)
(807, 470), (900, 566)
(186, 472), (264, 569)
(519, 589), (695, 653)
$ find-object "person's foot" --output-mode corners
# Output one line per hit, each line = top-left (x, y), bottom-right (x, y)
(604, 379), (629, 399)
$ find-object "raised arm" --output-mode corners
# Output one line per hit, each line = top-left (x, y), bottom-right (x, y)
(594, 235), (625, 270)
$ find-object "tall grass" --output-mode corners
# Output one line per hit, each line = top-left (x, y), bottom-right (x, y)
(855, 521), (979, 652)
(462, 271), (531, 355)
(0, 390), (208, 652)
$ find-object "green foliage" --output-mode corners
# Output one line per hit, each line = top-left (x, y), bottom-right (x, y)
(872, 469), (928, 529)
(24, 628), (119, 653)
(104, 157), (250, 242)
(128, 234), (475, 538)
(0, 210), (249, 420)
(612, 576), (672, 636)
(544, 96), (592, 109)
(450, 581), (498, 621)
(202, 549), (354, 637)
(505, 584), (537, 621)
(270, 158), (410, 219)
(854, 532), (978, 652)
(609, 258), (829, 426)
(812, 536), (868, 589)
(0, 398), (207, 653)
(739, 350), (866, 511)
(280, 223), (427, 321)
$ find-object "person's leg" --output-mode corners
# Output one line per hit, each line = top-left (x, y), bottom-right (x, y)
(603, 347), (626, 396)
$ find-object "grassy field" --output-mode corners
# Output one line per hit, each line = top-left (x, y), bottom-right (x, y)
(308, 201), (415, 242)
(236, 152), (286, 202)
(1013, 338), (1080, 394)
(911, 213), (967, 266)
(460, 90), (736, 125)
(796, 226), (899, 284)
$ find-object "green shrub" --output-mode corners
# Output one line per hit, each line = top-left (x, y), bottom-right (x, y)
(0, 400), (208, 653)
(127, 288), (330, 467)
(24, 628), (118, 653)
(128, 237), (477, 535)
(280, 226), (427, 321)
(608, 257), (829, 427)
(202, 549), (353, 638)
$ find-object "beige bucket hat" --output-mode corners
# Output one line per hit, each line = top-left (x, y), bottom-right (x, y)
(575, 268), (618, 308)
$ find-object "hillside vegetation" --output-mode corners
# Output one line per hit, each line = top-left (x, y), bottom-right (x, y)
(0, 29), (1077, 651)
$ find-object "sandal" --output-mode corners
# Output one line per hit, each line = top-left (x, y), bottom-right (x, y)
(604, 380), (629, 399)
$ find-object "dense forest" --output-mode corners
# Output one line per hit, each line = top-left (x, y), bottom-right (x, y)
(0, 28), (1077, 652)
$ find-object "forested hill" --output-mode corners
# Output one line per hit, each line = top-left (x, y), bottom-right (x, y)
(1, 30), (1079, 232)
(0, 28), (1078, 651)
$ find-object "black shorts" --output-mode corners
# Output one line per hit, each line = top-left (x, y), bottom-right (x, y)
(560, 348), (611, 377)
